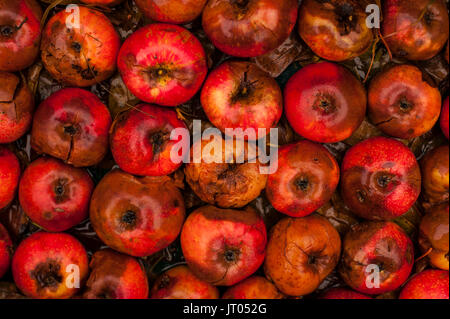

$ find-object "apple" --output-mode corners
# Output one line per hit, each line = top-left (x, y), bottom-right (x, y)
(320, 287), (371, 299)
(420, 145), (449, 205)
(399, 269), (449, 299)
(440, 97), (449, 139)
(0, 223), (12, 278)
(222, 276), (284, 299)
(0, 146), (20, 210)
(135, 0), (208, 24)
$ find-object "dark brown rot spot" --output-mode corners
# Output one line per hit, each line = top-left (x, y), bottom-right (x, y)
(31, 261), (63, 290)
(150, 131), (168, 155)
(158, 274), (171, 289)
(356, 189), (366, 203)
(71, 42), (82, 53)
(336, 3), (356, 35)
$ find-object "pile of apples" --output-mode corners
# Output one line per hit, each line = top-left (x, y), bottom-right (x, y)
(0, 0), (449, 299)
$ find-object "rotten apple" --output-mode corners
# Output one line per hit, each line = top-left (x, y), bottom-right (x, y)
(31, 88), (112, 167)
(222, 276), (284, 299)
(0, 146), (20, 210)
(18, 157), (94, 232)
(399, 269), (449, 299)
(266, 140), (339, 218)
(284, 62), (366, 143)
(110, 103), (188, 176)
(298, 0), (373, 61)
(180, 205), (267, 286)
(117, 23), (207, 107)
(440, 96), (449, 139)
(320, 287), (371, 299)
(202, 0), (298, 58)
(41, 6), (120, 87)
(90, 169), (185, 257)
(341, 137), (421, 220)
(136, 0), (208, 24)
(150, 265), (220, 299)
(12, 232), (89, 299)
(420, 145), (449, 205)
(0, 223), (12, 278)
(368, 65), (442, 139)
(264, 215), (341, 296)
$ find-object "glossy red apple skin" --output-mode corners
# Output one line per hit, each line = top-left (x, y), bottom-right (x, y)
(368, 65), (441, 139)
(382, 0), (449, 61)
(284, 62), (366, 143)
(118, 23), (207, 107)
(0, 0), (42, 72)
(90, 170), (185, 257)
(200, 61), (282, 139)
(298, 0), (373, 62)
(41, 6), (120, 87)
(202, 0), (298, 58)
(399, 270), (449, 299)
(440, 97), (449, 139)
(136, 0), (208, 24)
(12, 232), (89, 299)
(0, 71), (34, 143)
(341, 137), (421, 220)
(181, 205), (267, 286)
(19, 157), (94, 232)
(0, 146), (20, 210)
(31, 88), (112, 168)
(222, 276), (284, 299)
(420, 145), (449, 205)
(80, 0), (124, 5)
(339, 221), (414, 295)
(266, 140), (339, 218)
(320, 288), (371, 299)
(110, 103), (188, 176)
(84, 249), (149, 299)
(150, 265), (220, 299)
(0, 223), (12, 278)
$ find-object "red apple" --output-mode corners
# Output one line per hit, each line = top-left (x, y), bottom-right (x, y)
(266, 140), (339, 218)
(31, 88), (112, 167)
(399, 269), (449, 299)
(284, 62), (366, 143)
(420, 145), (449, 205)
(440, 97), (449, 139)
(0, 146), (20, 210)
(41, 6), (120, 87)
(382, 0), (449, 61)
(222, 276), (284, 299)
(341, 137), (421, 220)
(298, 0), (373, 61)
(339, 221), (414, 295)
(19, 157), (94, 232)
(84, 249), (149, 299)
(200, 61), (282, 139)
(320, 287), (371, 299)
(181, 205), (267, 286)
(150, 265), (219, 299)
(0, 0), (42, 71)
(202, 0), (298, 58)
(0, 223), (12, 278)
(136, 0), (208, 24)
(80, 0), (124, 5)
(118, 23), (207, 107)
(110, 103), (188, 176)
(12, 232), (89, 299)
(90, 169), (185, 257)
(368, 65), (441, 139)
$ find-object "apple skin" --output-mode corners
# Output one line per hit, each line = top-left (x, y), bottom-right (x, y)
(0, 223), (12, 278)
(420, 145), (449, 205)
(399, 269), (449, 299)
(284, 62), (366, 143)
(339, 221), (414, 295)
(341, 137), (421, 220)
(264, 215), (341, 296)
(266, 140), (339, 218)
(200, 61), (282, 140)
(31, 88), (112, 168)
(382, 0), (449, 61)
(320, 288), (371, 299)
(0, 0), (42, 72)
(298, 0), (373, 62)
(222, 276), (284, 299)
(12, 232), (89, 299)
(0, 71), (34, 143)
(368, 65), (441, 139)
(117, 23), (207, 107)
(440, 97), (449, 139)
(90, 169), (185, 257)
(180, 205), (267, 286)
(80, 0), (124, 5)
(18, 157), (94, 232)
(135, 0), (208, 24)
(84, 249), (149, 299)
(202, 0), (298, 58)
(0, 146), (20, 210)
(110, 103), (188, 176)
(150, 265), (220, 299)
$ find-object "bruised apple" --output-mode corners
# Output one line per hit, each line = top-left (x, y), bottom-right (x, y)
(150, 265), (219, 299)
(298, 0), (373, 61)
(181, 205), (267, 286)
(420, 145), (449, 204)
(135, 0), (207, 24)
(399, 270), (449, 299)
(202, 0), (298, 58)
(90, 169), (185, 257)
(222, 276), (284, 299)
(440, 97), (449, 139)
(0, 223), (12, 278)
(266, 140), (339, 217)
(264, 215), (341, 296)
(320, 288), (371, 299)
(84, 249), (149, 299)
(0, 146), (20, 210)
